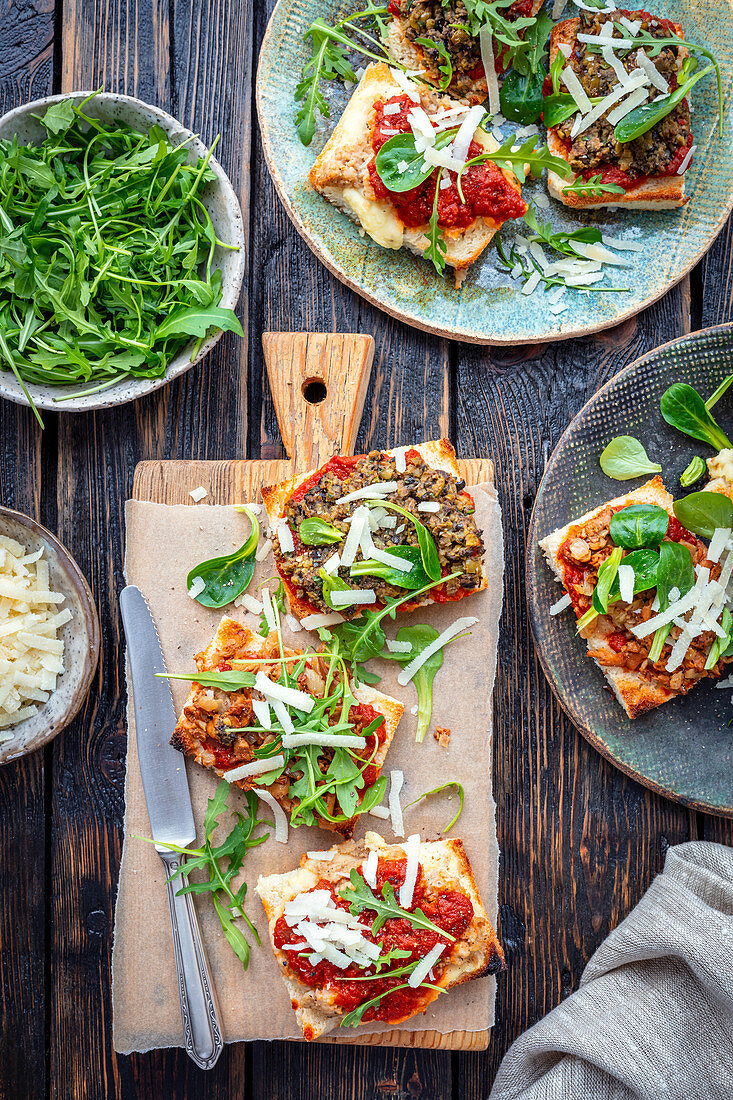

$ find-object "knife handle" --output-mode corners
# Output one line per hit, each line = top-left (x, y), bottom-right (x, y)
(159, 851), (225, 1070)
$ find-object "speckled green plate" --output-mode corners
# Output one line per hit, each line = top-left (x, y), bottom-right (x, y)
(257, 0), (733, 345)
(527, 323), (733, 816)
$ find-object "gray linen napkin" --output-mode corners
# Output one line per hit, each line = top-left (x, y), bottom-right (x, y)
(490, 841), (733, 1100)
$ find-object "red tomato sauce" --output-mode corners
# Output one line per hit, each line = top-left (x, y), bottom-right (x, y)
(368, 95), (526, 229)
(607, 632), (628, 652)
(204, 738), (235, 768)
(272, 866), (473, 1021)
(665, 516), (694, 544)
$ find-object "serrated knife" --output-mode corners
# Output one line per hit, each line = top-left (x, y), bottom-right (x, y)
(120, 584), (224, 1070)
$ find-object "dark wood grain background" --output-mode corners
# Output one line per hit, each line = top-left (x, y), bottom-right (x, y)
(1, 2), (731, 1098)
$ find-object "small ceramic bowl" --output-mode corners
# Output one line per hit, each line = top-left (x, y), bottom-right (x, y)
(0, 507), (100, 764)
(0, 91), (246, 412)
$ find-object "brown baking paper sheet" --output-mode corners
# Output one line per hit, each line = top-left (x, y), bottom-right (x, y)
(113, 483), (503, 1051)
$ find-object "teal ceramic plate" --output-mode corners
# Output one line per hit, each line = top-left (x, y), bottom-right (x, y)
(257, 1), (733, 345)
(527, 323), (733, 817)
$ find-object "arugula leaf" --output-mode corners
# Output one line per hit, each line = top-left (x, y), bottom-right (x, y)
(523, 204), (602, 256)
(457, 136), (573, 194)
(135, 782), (270, 969)
(381, 624), (444, 742)
(424, 176), (447, 275)
(339, 980), (445, 1027)
(295, 9), (397, 146)
(462, 0), (536, 64)
(561, 175), (626, 199)
(156, 305), (244, 340)
(340, 869), (456, 940)
(500, 9), (552, 123)
(404, 781), (464, 831)
(160, 669), (257, 690)
(415, 37), (453, 90)
(38, 99), (76, 135)
(187, 506), (259, 607)
(496, 236), (629, 297)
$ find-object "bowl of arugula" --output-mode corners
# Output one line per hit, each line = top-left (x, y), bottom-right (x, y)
(0, 91), (246, 422)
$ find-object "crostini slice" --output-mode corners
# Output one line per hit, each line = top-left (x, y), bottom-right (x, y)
(170, 617), (403, 838)
(540, 477), (731, 718)
(256, 830), (505, 1040)
(308, 62), (526, 281)
(261, 439), (489, 624)
(546, 10), (691, 210)
(385, 0), (546, 106)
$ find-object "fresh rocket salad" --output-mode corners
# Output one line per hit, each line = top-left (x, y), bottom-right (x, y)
(290, 0), (723, 300)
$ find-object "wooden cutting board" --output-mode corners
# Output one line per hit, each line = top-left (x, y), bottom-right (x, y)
(132, 332), (494, 1051)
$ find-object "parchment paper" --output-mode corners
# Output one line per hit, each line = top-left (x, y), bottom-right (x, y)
(113, 483), (503, 1051)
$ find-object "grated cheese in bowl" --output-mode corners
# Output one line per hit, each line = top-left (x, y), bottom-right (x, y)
(0, 535), (71, 739)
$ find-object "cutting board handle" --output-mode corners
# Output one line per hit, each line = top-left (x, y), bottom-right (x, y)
(262, 333), (375, 468)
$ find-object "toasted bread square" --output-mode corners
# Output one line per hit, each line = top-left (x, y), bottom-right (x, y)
(385, 0), (545, 105)
(261, 439), (489, 624)
(539, 477), (722, 718)
(547, 16), (689, 210)
(171, 617), (403, 837)
(256, 831), (505, 1040)
(308, 62), (524, 280)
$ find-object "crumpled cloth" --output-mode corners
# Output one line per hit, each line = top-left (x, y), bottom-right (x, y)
(490, 841), (733, 1100)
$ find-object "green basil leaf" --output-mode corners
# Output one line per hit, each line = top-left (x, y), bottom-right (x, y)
(500, 69), (545, 124)
(680, 456), (706, 488)
(660, 383), (733, 452)
(609, 504), (669, 549)
(349, 546), (430, 590)
(600, 436), (662, 480)
(673, 491), (733, 540)
(604, 549), (660, 606)
(299, 517), (344, 545)
(374, 128), (456, 193)
(186, 505), (260, 607)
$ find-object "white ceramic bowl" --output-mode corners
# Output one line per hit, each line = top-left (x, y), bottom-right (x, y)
(0, 507), (100, 764)
(0, 92), (246, 412)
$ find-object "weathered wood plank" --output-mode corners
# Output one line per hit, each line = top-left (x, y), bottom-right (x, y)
(49, 0), (254, 1095)
(454, 287), (697, 1095)
(0, 3), (54, 1095)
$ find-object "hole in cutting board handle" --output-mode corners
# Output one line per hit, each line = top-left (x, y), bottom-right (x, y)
(301, 378), (327, 405)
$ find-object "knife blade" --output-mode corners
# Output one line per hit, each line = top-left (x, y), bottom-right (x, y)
(120, 584), (195, 849)
(120, 584), (224, 1069)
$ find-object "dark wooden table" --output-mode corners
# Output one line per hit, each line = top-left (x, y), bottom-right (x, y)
(1, 3), (731, 1098)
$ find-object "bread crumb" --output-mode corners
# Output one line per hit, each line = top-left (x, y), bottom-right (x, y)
(434, 727), (451, 747)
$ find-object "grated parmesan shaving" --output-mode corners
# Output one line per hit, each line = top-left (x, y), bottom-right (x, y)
(188, 486), (208, 502)
(253, 788), (288, 843)
(223, 754), (285, 782)
(550, 593), (572, 616)
(188, 576), (206, 600)
(399, 833), (421, 908)
(389, 769), (405, 837)
(479, 25), (500, 116)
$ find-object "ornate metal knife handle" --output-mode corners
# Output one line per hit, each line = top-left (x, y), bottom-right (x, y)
(159, 851), (225, 1069)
